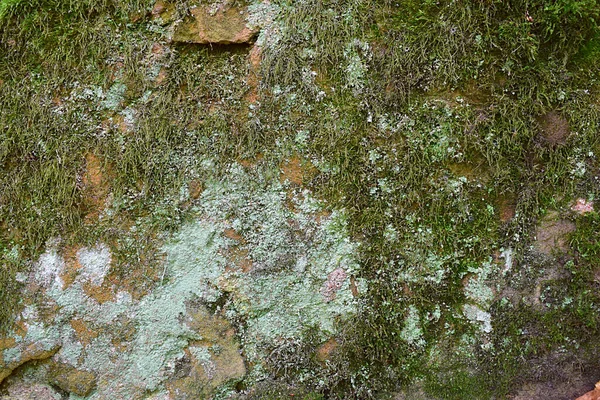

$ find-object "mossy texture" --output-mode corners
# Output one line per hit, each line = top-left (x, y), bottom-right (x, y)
(0, 0), (600, 398)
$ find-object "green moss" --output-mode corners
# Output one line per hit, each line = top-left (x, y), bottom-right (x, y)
(1, 0), (600, 397)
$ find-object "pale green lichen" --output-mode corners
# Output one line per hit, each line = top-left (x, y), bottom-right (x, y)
(189, 345), (216, 378)
(248, 0), (281, 49)
(463, 304), (493, 334)
(100, 82), (127, 111)
(167, 163), (361, 361)
(464, 259), (498, 308)
(344, 39), (371, 93)
(76, 244), (112, 286)
(14, 162), (361, 398)
(2, 347), (21, 365)
(400, 305), (425, 347)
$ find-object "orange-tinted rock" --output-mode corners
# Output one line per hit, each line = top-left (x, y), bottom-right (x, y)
(0, 337), (16, 352)
(188, 179), (204, 200)
(82, 153), (111, 223)
(280, 157), (304, 186)
(60, 246), (83, 290)
(70, 319), (98, 348)
(498, 194), (516, 223)
(82, 281), (116, 304)
(316, 338), (338, 363)
(350, 276), (360, 297)
(49, 363), (97, 396)
(246, 44), (262, 103)
(0, 345), (59, 384)
(151, 1), (176, 24)
(577, 382), (600, 400)
(173, 4), (258, 44)
(166, 303), (246, 398)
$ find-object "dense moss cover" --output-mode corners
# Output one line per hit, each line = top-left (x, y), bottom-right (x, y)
(1, 0), (600, 398)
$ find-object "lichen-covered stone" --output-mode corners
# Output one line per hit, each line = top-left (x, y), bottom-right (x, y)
(0, 163), (360, 397)
(0, 345), (59, 384)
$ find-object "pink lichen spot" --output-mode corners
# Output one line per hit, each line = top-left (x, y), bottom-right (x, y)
(321, 268), (348, 302)
(572, 198), (594, 215)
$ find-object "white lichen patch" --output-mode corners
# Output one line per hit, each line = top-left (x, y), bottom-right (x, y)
(400, 305), (425, 347)
(463, 259), (497, 308)
(501, 247), (513, 275)
(34, 248), (65, 289)
(76, 243), (112, 286)
(463, 304), (493, 333)
(2, 347), (21, 365)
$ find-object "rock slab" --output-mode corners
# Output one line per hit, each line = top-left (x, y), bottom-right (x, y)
(173, 4), (258, 44)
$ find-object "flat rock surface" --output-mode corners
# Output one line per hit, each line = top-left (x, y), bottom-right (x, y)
(173, 4), (258, 44)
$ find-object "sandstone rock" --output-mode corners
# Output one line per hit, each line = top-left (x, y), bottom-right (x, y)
(166, 302), (246, 398)
(48, 363), (97, 396)
(0, 344), (59, 384)
(316, 338), (338, 363)
(246, 44), (262, 103)
(172, 3), (258, 44)
(152, 1), (177, 25)
(497, 194), (516, 223)
(534, 211), (575, 256)
(577, 381), (600, 400)
(82, 153), (111, 223)
(280, 156), (304, 186)
(538, 111), (570, 147)
(0, 382), (62, 400)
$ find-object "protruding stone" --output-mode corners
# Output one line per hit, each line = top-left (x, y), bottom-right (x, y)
(166, 302), (246, 398)
(49, 363), (97, 397)
(152, 1), (177, 25)
(173, 4), (258, 44)
(0, 344), (59, 384)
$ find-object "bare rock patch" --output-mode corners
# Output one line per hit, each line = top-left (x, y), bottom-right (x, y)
(173, 2), (258, 44)
(538, 111), (571, 147)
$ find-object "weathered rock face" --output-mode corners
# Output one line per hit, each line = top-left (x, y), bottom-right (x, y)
(2, 0), (600, 397)
(0, 381), (63, 400)
(49, 363), (97, 396)
(173, 3), (258, 44)
(534, 211), (576, 256)
(165, 303), (246, 398)
(0, 164), (360, 398)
